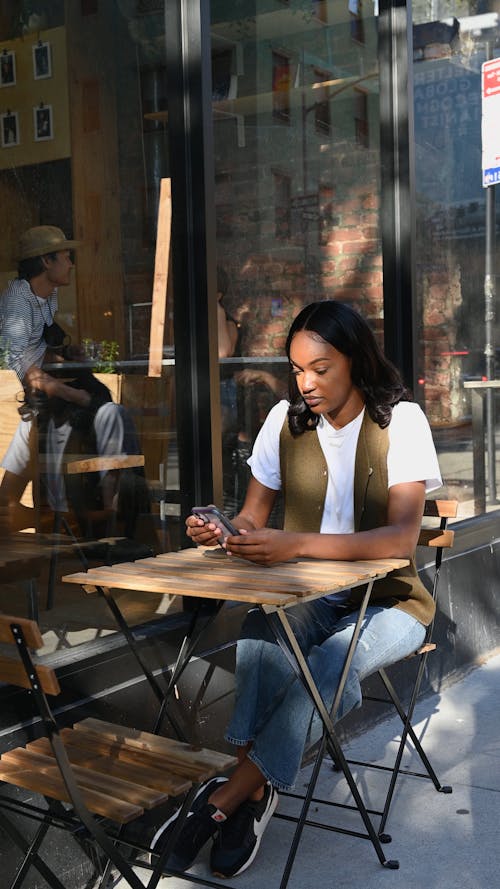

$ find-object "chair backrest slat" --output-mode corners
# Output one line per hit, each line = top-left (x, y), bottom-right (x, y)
(0, 615), (43, 648)
(423, 499), (458, 519)
(0, 615), (60, 695)
(65, 454), (145, 475)
(0, 655), (60, 695)
(418, 499), (458, 550)
(418, 528), (455, 549)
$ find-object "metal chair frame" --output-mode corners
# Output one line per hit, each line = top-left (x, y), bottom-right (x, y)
(0, 615), (236, 889)
(355, 498), (457, 838)
(271, 499), (458, 886)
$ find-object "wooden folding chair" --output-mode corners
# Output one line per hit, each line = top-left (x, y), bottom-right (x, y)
(0, 613), (237, 889)
(272, 500), (458, 887)
(345, 498), (458, 840)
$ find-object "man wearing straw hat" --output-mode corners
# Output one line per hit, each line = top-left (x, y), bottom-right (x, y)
(0, 227), (150, 542)
(0, 225), (95, 407)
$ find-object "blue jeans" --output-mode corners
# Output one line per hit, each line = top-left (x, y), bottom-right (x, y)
(225, 598), (426, 791)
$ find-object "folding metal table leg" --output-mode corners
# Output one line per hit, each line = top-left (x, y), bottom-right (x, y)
(261, 586), (399, 889)
(97, 583), (187, 741)
(47, 513), (89, 611)
(46, 511), (62, 612)
(24, 578), (39, 624)
(97, 584), (225, 741)
(276, 732), (330, 889)
(152, 600), (225, 735)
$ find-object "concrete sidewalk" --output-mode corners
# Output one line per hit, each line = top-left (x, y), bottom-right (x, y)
(118, 651), (500, 889)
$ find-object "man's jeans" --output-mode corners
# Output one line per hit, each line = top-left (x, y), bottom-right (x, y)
(225, 598), (426, 790)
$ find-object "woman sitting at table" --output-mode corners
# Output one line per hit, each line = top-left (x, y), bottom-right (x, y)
(153, 300), (442, 879)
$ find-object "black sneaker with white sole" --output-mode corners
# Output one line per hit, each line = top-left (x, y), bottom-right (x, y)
(150, 775), (228, 872)
(210, 783), (278, 878)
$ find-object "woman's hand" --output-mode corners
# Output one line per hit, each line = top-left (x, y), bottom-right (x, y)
(185, 478), (279, 554)
(226, 528), (299, 566)
(185, 514), (223, 548)
(231, 481), (426, 565)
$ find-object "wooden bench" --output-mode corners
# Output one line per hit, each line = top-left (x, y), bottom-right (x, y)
(0, 613), (237, 889)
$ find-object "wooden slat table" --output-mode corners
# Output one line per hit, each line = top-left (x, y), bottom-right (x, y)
(62, 547), (409, 732)
(63, 545), (407, 607)
(63, 546), (409, 880)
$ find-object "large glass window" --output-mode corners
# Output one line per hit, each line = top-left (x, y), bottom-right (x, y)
(0, 2), (180, 654)
(210, 0), (382, 515)
(412, 2), (500, 516)
(4, 0), (496, 664)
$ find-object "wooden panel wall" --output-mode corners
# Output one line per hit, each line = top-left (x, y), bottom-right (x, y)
(65, 1), (125, 352)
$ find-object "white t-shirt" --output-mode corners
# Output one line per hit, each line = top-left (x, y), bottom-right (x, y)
(248, 400), (442, 534)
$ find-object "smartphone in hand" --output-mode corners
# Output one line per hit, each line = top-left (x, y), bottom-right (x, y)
(191, 505), (241, 545)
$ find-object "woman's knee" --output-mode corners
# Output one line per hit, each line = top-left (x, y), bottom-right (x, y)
(350, 609), (426, 683)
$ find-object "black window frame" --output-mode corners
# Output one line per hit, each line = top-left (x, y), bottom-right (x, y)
(166, 0), (416, 507)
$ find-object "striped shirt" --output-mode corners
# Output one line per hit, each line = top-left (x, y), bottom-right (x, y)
(0, 278), (58, 381)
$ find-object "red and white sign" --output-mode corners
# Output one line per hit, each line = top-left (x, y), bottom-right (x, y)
(482, 58), (500, 186)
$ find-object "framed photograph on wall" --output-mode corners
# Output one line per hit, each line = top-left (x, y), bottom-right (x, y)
(0, 50), (16, 87)
(33, 104), (53, 141)
(33, 41), (51, 80)
(1, 111), (19, 147)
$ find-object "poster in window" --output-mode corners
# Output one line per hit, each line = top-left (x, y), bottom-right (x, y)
(0, 50), (16, 87)
(34, 104), (53, 141)
(33, 41), (52, 80)
(1, 111), (19, 147)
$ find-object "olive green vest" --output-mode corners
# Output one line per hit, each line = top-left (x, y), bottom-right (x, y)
(279, 411), (435, 626)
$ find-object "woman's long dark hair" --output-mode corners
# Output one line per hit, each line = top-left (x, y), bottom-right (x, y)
(285, 300), (411, 435)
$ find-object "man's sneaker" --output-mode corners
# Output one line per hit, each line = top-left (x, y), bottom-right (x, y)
(210, 783), (278, 878)
(150, 775), (228, 872)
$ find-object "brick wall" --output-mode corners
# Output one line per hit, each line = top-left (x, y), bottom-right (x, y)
(215, 120), (468, 428)
(416, 197), (467, 426)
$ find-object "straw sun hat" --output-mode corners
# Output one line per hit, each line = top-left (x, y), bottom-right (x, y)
(17, 226), (81, 261)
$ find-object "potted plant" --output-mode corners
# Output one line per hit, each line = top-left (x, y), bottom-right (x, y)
(82, 338), (122, 402)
